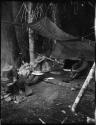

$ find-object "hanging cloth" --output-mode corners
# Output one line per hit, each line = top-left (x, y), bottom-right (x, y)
(28, 16), (77, 41)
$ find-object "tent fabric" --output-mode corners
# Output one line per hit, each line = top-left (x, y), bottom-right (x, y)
(28, 17), (95, 61)
(51, 41), (95, 61)
(28, 17), (76, 40)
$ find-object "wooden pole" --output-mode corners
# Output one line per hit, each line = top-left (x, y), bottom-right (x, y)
(71, 62), (95, 112)
(28, 2), (34, 63)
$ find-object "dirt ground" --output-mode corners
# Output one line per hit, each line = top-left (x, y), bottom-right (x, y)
(1, 71), (95, 124)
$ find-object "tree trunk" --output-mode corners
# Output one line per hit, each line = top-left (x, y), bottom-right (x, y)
(12, 2), (30, 63)
(1, 2), (16, 78)
(28, 2), (34, 63)
(52, 4), (57, 44)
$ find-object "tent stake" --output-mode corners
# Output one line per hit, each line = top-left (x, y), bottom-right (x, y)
(71, 62), (95, 112)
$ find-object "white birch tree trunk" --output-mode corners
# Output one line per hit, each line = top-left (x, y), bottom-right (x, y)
(28, 2), (34, 63)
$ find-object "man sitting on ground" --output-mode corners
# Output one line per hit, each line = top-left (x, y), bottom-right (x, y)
(70, 54), (88, 80)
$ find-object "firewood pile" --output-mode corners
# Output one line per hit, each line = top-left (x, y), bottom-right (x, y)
(1, 54), (66, 104)
(1, 55), (52, 103)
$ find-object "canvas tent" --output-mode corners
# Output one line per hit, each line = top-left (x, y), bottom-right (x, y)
(28, 17), (95, 61)
(28, 17), (77, 41)
(51, 40), (95, 61)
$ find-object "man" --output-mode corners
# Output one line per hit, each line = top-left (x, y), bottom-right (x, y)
(70, 54), (88, 80)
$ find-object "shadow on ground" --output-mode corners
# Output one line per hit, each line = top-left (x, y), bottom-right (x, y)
(1, 71), (95, 124)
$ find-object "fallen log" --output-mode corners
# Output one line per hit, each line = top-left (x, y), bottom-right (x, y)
(71, 62), (95, 112)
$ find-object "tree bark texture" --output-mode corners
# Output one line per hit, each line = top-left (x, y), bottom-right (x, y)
(28, 2), (34, 63)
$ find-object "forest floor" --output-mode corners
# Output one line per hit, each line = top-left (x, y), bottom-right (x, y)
(1, 71), (95, 124)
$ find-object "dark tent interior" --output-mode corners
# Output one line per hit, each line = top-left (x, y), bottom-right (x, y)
(1, 1), (95, 124)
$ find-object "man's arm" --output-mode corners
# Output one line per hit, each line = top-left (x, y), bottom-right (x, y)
(73, 61), (88, 73)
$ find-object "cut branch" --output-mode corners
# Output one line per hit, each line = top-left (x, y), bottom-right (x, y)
(71, 62), (95, 112)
